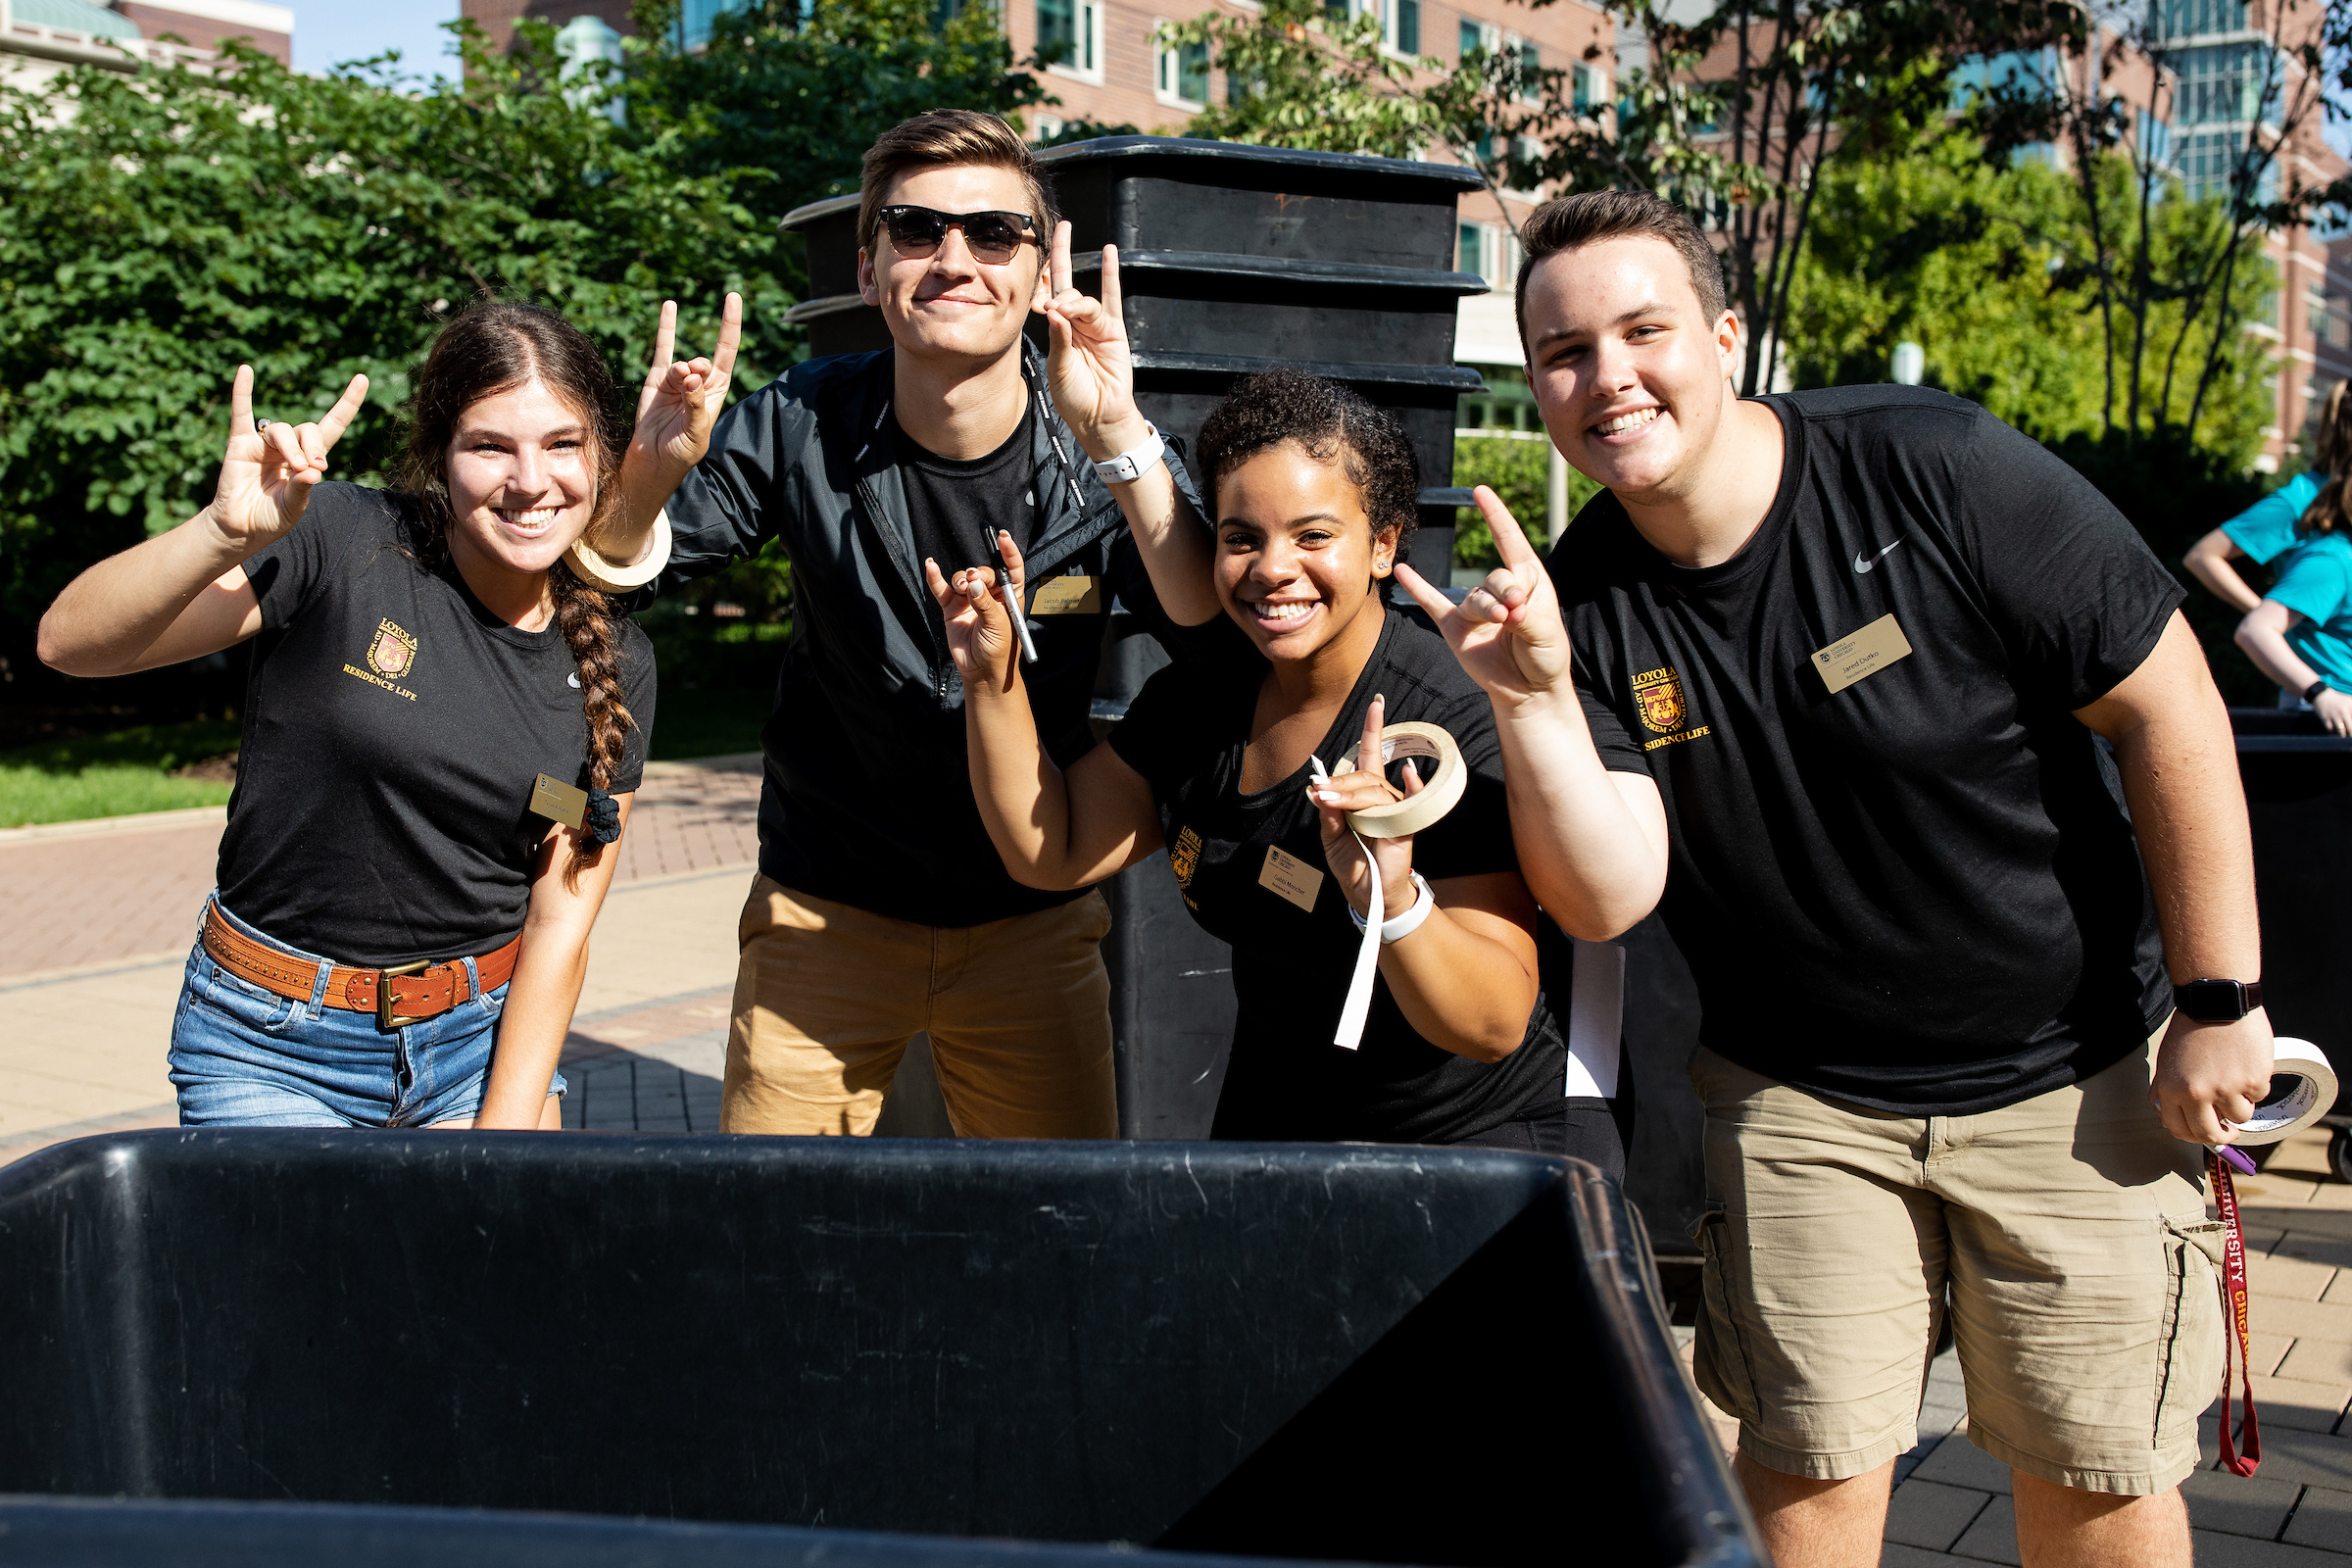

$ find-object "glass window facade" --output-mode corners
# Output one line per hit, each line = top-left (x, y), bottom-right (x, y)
(2152, 0), (2252, 42)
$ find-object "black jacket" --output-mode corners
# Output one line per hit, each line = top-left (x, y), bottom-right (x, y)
(633, 342), (1200, 926)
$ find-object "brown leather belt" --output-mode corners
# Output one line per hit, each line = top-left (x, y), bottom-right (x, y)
(201, 902), (522, 1031)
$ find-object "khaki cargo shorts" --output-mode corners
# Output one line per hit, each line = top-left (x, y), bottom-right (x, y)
(1688, 1039), (2222, 1494)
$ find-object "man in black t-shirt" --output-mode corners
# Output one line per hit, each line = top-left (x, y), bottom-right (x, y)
(588, 112), (1204, 1140)
(1395, 191), (2269, 1567)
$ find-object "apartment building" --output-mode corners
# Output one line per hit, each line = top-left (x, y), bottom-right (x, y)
(2, 0), (289, 88)
(2152, 0), (2352, 467)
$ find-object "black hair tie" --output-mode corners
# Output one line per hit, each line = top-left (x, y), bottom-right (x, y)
(582, 787), (622, 847)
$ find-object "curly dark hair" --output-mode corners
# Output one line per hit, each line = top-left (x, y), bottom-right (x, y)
(1194, 369), (1419, 569)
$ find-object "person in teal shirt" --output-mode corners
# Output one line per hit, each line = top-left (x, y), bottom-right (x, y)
(2186, 467), (2320, 613)
(2238, 530), (2352, 734)
(2235, 383), (2352, 733)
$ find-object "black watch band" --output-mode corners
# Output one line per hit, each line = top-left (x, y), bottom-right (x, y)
(2307, 679), (2332, 704)
(2176, 978), (2265, 1023)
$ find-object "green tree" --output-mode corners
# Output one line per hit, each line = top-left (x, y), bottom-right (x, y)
(1156, 0), (1463, 158)
(1787, 137), (2273, 466)
(0, 25), (770, 696)
(621, 0), (1057, 245)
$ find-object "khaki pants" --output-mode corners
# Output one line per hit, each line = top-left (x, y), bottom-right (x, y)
(1689, 1038), (2221, 1494)
(721, 875), (1120, 1139)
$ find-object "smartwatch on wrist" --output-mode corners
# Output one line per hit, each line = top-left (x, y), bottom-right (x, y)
(1093, 424), (1164, 486)
(2306, 679), (2332, 704)
(2175, 978), (2265, 1023)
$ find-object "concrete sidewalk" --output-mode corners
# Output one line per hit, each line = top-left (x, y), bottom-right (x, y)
(0, 755), (764, 1157)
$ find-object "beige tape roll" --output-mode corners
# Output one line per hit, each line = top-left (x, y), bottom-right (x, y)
(565, 509), (672, 593)
(1343, 721), (1467, 840)
(2228, 1037), (2337, 1147)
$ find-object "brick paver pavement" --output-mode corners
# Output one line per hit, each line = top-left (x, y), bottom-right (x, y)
(0, 757), (764, 1155)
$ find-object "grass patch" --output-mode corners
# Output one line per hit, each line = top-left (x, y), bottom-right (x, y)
(0, 718), (243, 828)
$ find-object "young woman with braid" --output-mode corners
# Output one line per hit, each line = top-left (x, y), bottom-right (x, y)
(38, 299), (736, 1128)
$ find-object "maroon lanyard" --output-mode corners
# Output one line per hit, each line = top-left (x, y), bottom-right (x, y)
(2210, 1151), (2262, 1477)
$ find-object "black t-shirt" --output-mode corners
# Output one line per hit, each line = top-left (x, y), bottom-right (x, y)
(899, 405), (1036, 640)
(219, 483), (657, 967)
(1555, 387), (2179, 1116)
(1110, 610), (1571, 1144)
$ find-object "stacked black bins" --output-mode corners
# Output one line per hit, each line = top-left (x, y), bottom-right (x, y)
(0, 1131), (1763, 1567)
(779, 138), (1489, 1138)
(2231, 710), (2352, 1176)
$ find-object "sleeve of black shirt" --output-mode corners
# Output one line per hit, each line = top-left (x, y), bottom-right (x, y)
(612, 626), (660, 796)
(1410, 689), (1525, 884)
(1105, 661), (1205, 794)
(243, 480), (361, 631)
(1943, 410), (2186, 707)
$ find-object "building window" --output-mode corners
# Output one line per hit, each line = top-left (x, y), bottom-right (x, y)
(1571, 63), (1608, 115)
(1514, 36), (1540, 103)
(1155, 24), (1208, 107)
(1460, 18), (1495, 61)
(1393, 0), (1418, 55)
(677, 0), (751, 49)
(2152, 0), (2251, 42)
(2173, 41), (2268, 128)
(1457, 221), (1520, 289)
(1040, 0), (1103, 80)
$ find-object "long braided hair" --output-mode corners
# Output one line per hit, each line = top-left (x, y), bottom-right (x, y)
(2303, 379), (2352, 538)
(392, 301), (635, 888)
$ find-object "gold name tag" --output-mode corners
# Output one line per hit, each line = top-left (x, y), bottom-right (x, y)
(1259, 845), (1324, 913)
(529, 772), (589, 830)
(1030, 574), (1102, 615)
(1812, 612), (1914, 695)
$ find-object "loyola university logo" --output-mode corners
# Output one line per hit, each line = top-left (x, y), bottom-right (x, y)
(1633, 666), (1686, 733)
(1632, 665), (1711, 753)
(368, 619), (417, 678)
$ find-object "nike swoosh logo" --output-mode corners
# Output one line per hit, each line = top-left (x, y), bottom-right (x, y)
(1853, 538), (1905, 573)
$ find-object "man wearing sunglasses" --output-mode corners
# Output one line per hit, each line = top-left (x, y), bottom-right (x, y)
(598, 109), (1205, 1139)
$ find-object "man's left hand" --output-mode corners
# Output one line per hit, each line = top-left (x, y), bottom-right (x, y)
(2151, 1009), (2275, 1145)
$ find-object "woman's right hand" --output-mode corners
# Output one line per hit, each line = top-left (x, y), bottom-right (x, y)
(924, 531), (1025, 696)
(2317, 687), (2352, 737)
(209, 366), (368, 552)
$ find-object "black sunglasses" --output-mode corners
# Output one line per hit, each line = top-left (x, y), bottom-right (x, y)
(875, 205), (1041, 266)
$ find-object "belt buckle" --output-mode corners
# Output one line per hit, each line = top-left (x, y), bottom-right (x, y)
(376, 958), (434, 1031)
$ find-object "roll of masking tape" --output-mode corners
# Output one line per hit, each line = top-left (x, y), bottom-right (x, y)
(1343, 721), (1467, 840)
(565, 509), (672, 593)
(1320, 719), (1467, 1053)
(2227, 1037), (2338, 1146)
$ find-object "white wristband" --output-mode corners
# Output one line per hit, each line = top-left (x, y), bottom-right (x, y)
(565, 509), (672, 592)
(1348, 871), (1433, 943)
(1093, 424), (1164, 485)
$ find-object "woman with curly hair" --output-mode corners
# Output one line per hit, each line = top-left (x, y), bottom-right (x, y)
(38, 297), (735, 1129)
(935, 364), (1626, 1166)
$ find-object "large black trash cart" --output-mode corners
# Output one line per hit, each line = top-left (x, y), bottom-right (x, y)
(0, 1131), (1759, 1568)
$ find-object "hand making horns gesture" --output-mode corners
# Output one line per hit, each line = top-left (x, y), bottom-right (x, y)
(1393, 486), (1574, 710)
(209, 366), (370, 551)
(1039, 220), (1149, 458)
(626, 291), (744, 482)
(924, 530), (1029, 696)
(1309, 695), (1428, 919)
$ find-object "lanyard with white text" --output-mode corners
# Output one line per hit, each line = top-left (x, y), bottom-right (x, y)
(2210, 1150), (2262, 1478)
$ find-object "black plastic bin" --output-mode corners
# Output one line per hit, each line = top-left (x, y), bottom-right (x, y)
(0, 1131), (1758, 1567)
(2233, 711), (2352, 1100)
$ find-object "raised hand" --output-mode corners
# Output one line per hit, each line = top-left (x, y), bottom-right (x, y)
(1393, 486), (1573, 709)
(924, 552), (1017, 696)
(208, 366), (368, 551)
(1308, 695), (1422, 918)
(1040, 221), (1150, 462)
(626, 292), (742, 482)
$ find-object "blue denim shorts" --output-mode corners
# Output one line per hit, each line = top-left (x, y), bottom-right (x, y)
(169, 896), (565, 1128)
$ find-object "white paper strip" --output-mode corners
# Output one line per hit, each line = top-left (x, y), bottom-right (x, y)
(1564, 938), (1625, 1100)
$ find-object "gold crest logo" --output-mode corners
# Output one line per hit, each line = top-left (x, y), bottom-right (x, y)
(1632, 666), (1687, 735)
(1170, 826), (1202, 892)
(368, 619), (417, 679)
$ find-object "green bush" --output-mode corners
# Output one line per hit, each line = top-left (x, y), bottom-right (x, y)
(1451, 432), (1600, 571)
